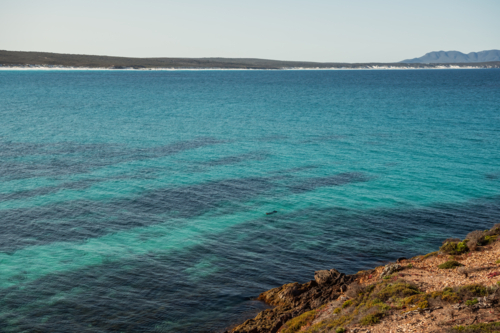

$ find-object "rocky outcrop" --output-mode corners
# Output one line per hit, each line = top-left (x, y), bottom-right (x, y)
(314, 268), (343, 285)
(227, 225), (500, 333)
(229, 270), (357, 333)
(379, 263), (402, 278)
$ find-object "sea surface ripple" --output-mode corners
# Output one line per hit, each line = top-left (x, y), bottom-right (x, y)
(0, 69), (499, 332)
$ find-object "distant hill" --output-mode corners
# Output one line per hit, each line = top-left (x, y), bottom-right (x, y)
(0, 50), (349, 69)
(1, 50), (499, 69)
(401, 50), (500, 63)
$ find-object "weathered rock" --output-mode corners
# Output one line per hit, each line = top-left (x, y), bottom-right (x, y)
(278, 284), (303, 301)
(380, 263), (402, 278)
(257, 282), (309, 307)
(314, 268), (343, 285)
(232, 270), (357, 333)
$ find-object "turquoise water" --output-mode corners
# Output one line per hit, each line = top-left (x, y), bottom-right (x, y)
(0, 69), (499, 332)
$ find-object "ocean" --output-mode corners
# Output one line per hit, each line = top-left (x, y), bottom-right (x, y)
(0, 69), (499, 332)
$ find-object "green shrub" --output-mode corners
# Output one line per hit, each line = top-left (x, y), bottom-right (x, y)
(377, 303), (391, 311)
(407, 263), (414, 268)
(438, 260), (463, 269)
(449, 321), (500, 332)
(377, 281), (420, 301)
(280, 310), (317, 333)
(326, 314), (351, 330)
(485, 235), (498, 244)
(465, 299), (478, 307)
(302, 322), (326, 333)
(423, 251), (438, 259)
(314, 280), (425, 331)
(402, 294), (429, 310)
(440, 241), (469, 255)
(439, 287), (461, 303)
(365, 284), (376, 294)
(335, 328), (346, 333)
(360, 312), (382, 326)
(457, 241), (468, 253)
(342, 300), (352, 308)
(458, 284), (487, 297)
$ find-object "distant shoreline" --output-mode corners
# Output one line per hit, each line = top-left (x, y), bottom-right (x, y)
(1, 50), (500, 70)
(1, 65), (499, 71)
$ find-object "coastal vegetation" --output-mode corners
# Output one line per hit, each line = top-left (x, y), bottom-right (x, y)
(450, 322), (500, 332)
(2, 50), (500, 69)
(230, 223), (500, 333)
(438, 260), (464, 269)
(278, 280), (495, 332)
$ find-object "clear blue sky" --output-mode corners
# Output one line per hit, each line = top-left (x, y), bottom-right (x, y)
(1, 0), (499, 63)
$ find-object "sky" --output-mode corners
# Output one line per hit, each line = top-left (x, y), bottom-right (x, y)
(1, 0), (499, 63)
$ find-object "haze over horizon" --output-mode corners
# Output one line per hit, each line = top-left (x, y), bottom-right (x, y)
(1, 0), (499, 63)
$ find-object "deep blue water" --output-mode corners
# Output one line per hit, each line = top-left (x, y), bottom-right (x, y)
(0, 69), (499, 332)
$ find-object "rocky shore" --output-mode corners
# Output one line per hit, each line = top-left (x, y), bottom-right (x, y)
(226, 223), (500, 333)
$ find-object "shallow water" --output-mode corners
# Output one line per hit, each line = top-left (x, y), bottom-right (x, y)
(0, 69), (499, 332)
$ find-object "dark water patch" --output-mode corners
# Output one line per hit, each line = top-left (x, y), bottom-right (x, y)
(0, 138), (224, 180)
(0, 170), (373, 251)
(486, 172), (500, 180)
(0, 178), (107, 201)
(320, 135), (348, 141)
(127, 177), (274, 218)
(0, 201), (147, 252)
(0, 141), (124, 159)
(200, 152), (267, 167)
(288, 172), (370, 193)
(125, 167), (163, 180)
(0, 160), (102, 181)
(1, 197), (500, 332)
(136, 137), (224, 159)
(268, 165), (318, 175)
(0, 249), (272, 333)
(299, 134), (349, 144)
(0, 177), (276, 252)
(256, 135), (288, 142)
(369, 132), (393, 138)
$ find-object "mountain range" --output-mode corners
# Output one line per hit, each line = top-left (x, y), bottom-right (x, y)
(401, 50), (500, 63)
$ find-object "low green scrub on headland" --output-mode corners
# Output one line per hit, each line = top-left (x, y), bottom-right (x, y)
(440, 240), (469, 255)
(449, 321), (500, 332)
(278, 224), (500, 333)
(440, 224), (500, 256)
(279, 310), (318, 333)
(438, 260), (464, 269)
(422, 251), (439, 259)
(285, 280), (498, 333)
